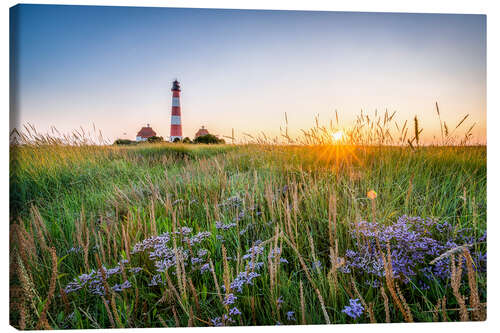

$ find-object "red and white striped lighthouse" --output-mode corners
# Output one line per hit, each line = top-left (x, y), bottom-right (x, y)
(170, 79), (182, 142)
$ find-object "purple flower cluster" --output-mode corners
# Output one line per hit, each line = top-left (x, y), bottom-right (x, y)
(111, 280), (131, 292)
(187, 231), (212, 244)
(65, 221), (217, 296)
(64, 264), (126, 295)
(223, 293), (237, 305)
(342, 298), (364, 319)
(343, 215), (487, 285)
(215, 221), (237, 231)
(218, 195), (243, 209)
(67, 246), (82, 254)
(223, 271), (260, 292)
(312, 260), (322, 271)
(242, 242), (264, 260)
(229, 307), (241, 316)
(200, 263), (211, 274)
(148, 274), (164, 287)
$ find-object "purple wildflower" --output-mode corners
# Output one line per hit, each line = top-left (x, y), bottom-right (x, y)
(229, 307), (241, 316)
(129, 267), (143, 274)
(215, 221), (237, 231)
(210, 317), (223, 326)
(342, 298), (364, 319)
(200, 263), (211, 274)
(312, 260), (322, 270)
(223, 293), (237, 305)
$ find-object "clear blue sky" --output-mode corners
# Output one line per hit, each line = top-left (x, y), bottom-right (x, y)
(11, 4), (486, 143)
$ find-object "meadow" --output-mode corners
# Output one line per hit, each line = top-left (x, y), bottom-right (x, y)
(10, 113), (486, 329)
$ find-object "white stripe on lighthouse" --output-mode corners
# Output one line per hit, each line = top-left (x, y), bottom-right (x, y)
(172, 97), (180, 107)
(171, 115), (181, 125)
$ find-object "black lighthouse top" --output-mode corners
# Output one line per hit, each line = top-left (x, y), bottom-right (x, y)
(171, 80), (181, 92)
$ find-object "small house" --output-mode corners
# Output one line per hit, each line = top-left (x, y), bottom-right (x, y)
(136, 124), (157, 141)
(195, 126), (210, 138)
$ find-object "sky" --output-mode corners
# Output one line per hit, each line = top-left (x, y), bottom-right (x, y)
(10, 4), (486, 143)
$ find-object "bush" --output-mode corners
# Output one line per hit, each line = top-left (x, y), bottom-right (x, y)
(194, 134), (225, 144)
(182, 137), (192, 144)
(147, 136), (164, 143)
(113, 139), (137, 145)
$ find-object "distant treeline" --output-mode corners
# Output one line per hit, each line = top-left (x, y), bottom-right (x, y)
(114, 134), (225, 145)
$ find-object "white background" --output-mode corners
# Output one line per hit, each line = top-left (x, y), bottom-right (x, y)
(2, 0), (498, 332)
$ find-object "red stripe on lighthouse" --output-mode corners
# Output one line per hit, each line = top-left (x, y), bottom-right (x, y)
(171, 124), (182, 136)
(171, 107), (181, 116)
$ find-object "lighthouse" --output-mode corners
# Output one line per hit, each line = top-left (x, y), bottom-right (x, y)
(170, 79), (183, 142)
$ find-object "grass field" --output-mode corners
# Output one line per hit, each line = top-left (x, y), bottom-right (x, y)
(10, 138), (486, 329)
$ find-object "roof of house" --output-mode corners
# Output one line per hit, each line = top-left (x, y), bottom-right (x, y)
(137, 125), (157, 138)
(195, 126), (209, 138)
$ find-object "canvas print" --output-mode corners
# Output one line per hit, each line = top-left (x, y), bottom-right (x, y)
(9, 4), (486, 329)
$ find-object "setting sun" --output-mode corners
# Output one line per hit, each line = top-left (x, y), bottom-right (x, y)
(332, 130), (343, 142)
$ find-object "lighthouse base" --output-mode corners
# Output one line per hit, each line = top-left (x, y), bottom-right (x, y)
(170, 136), (183, 142)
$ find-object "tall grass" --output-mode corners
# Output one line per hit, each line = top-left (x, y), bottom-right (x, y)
(10, 109), (486, 329)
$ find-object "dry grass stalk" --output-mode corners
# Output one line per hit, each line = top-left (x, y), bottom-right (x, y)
(268, 244), (275, 293)
(405, 175), (413, 207)
(188, 278), (200, 313)
(328, 246), (338, 292)
(83, 228), (90, 272)
(273, 226), (281, 287)
(462, 248), (485, 321)
(328, 193), (337, 249)
(111, 293), (123, 328)
(133, 286), (139, 320)
(112, 234), (118, 262)
(432, 301), (439, 322)
(430, 244), (473, 265)
(95, 254), (112, 298)
(164, 273), (183, 308)
(60, 288), (71, 314)
(172, 306), (180, 327)
(31, 206), (49, 252)
(14, 223), (36, 269)
(15, 254), (38, 315)
(222, 245), (231, 296)
(380, 242), (413, 322)
(300, 280), (306, 325)
(180, 251), (188, 300)
(251, 296), (257, 325)
(367, 302), (377, 323)
(351, 276), (368, 310)
(395, 282), (413, 322)
(450, 254), (468, 321)
(36, 247), (57, 330)
(441, 296), (448, 321)
(101, 296), (116, 328)
(307, 230), (320, 274)
(172, 223), (185, 298)
(150, 200), (157, 236)
(121, 224), (131, 262)
(209, 259), (224, 304)
(380, 285), (391, 323)
(17, 299), (27, 330)
(104, 223), (112, 262)
(188, 307), (194, 327)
